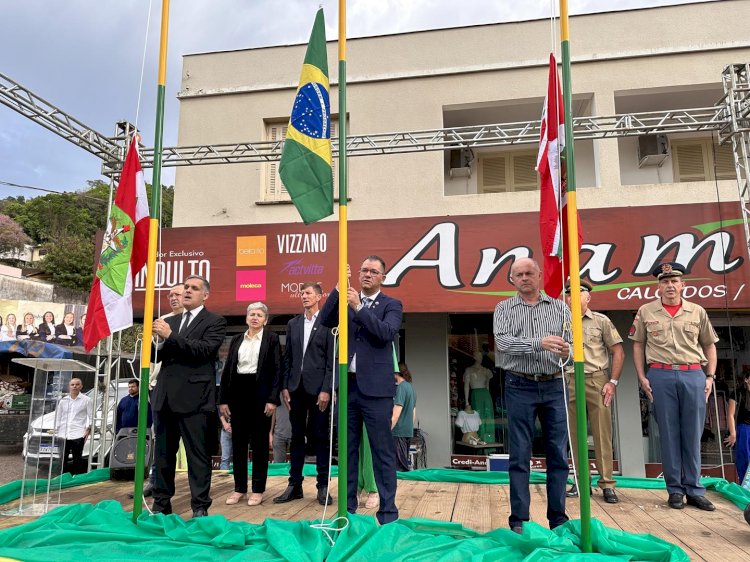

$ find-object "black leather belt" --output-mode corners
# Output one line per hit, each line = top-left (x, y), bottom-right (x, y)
(508, 371), (561, 382)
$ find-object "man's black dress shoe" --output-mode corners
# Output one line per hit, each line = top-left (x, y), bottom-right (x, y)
(317, 486), (333, 506)
(686, 495), (715, 511)
(273, 485), (304, 504)
(152, 504), (173, 515)
(192, 507), (208, 518)
(603, 489), (619, 504)
(667, 493), (685, 509)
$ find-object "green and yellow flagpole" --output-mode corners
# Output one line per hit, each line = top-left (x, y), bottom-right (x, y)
(336, 0), (349, 522)
(559, 0), (592, 552)
(132, 0), (170, 522)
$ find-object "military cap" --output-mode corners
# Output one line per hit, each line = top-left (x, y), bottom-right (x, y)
(652, 262), (686, 279)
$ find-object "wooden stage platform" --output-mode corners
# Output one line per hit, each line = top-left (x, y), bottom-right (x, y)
(2, 472), (750, 561)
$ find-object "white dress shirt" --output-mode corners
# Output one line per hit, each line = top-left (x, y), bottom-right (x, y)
(238, 328), (263, 374)
(302, 311), (318, 357)
(56, 393), (93, 440)
(178, 305), (203, 333)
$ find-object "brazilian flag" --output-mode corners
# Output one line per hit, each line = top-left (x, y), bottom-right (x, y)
(279, 8), (333, 225)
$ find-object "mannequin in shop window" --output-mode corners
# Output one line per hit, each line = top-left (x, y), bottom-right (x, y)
(455, 404), (483, 445)
(464, 351), (495, 444)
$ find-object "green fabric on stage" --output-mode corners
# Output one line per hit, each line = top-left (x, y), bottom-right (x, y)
(0, 501), (690, 562)
(469, 387), (495, 444)
(0, 468), (110, 506)
(3, 468), (750, 561)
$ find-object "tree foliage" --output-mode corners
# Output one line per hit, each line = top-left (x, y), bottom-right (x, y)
(39, 235), (96, 292)
(5, 180), (174, 291)
(0, 214), (32, 256)
(4, 191), (104, 243)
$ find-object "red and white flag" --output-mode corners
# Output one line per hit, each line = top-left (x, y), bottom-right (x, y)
(537, 53), (582, 298)
(84, 140), (149, 351)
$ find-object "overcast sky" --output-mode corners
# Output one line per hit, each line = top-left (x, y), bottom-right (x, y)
(1, 0), (715, 199)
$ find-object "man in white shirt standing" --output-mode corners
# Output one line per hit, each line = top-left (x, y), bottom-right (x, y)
(56, 378), (93, 475)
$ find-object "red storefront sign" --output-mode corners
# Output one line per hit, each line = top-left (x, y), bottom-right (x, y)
(132, 202), (749, 316)
(450, 454), (487, 469)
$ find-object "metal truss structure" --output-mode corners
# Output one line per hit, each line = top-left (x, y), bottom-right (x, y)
(0, 71), (729, 174)
(721, 63), (750, 257)
(0, 72), (122, 169)
(129, 105), (727, 170)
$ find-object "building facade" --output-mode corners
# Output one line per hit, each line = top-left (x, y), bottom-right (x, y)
(161, 1), (750, 473)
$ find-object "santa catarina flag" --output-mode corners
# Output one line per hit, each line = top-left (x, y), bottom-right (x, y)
(537, 53), (582, 298)
(84, 141), (149, 351)
(279, 8), (333, 224)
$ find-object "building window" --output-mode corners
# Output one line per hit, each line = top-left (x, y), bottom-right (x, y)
(477, 150), (539, 193)
(671, 138), (735, 182)
(264, 120), (338, 201)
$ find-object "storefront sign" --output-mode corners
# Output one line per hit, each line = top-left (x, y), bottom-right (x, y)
(450, 454), (487, 469)
(131, 202), (750, 315)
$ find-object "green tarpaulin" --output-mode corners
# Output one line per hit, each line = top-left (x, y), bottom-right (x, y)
(1, 467), (747, 561)
(0, 468), (110, 507)
(0, 500), (689, 562)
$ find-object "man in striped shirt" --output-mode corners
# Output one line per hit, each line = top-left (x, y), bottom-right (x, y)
(493, 257), (571, 533)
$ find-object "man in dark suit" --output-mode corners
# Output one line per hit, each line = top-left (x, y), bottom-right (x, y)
(320, 256), (403, 524)
(151, 275), (227, 518)
(274, 282), (335, 506)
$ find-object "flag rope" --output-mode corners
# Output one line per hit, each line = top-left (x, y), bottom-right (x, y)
(134, 0), (153, 130)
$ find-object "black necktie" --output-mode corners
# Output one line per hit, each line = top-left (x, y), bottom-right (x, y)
(178, 311), (192, 335)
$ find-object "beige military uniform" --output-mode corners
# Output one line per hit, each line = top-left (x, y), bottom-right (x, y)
(567, 309), (622, 489)
(629, 298), (718, 364)
(629, 294), (719, 499)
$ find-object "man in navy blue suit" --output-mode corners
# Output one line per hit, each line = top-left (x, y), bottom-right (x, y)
(274, 282), (336, 506)
(320, 256), (403, 524)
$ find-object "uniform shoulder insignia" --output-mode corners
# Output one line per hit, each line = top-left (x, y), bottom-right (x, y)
(629, 324), (636, 337)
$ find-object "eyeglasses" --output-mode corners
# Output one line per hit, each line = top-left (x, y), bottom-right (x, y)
(359, 268), (383, 276)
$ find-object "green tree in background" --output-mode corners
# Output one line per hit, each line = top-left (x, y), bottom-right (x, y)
(4, 181), (174, 291)
(40, 235), (96, 292)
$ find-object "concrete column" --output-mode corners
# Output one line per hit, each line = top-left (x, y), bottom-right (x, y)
(609, 310), (646, 477)
(405, 313), (451, 468)
(592, 92), (622, 190)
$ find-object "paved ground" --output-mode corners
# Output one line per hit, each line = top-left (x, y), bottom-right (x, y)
(0, 445), (24, 485)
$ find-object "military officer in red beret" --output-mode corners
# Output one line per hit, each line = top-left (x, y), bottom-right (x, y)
(629, 262), (718, 511)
